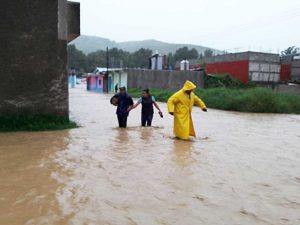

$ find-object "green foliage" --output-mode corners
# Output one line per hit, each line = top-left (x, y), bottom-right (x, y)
(68, 45), (153, 72)
(86, 49), (108, 71)
(128, 88), (300, 114)
(68, 45), (88, 72)
(204, 73), (256, 89)
(167, 53), (175, 68)
(204, 49), (213, 57)
(174, 47), (199, 61)
(129, 48), (153, 68)
(196, 88), (300, 114)
(108, 48), (130, 68)
(0, 114), (78, 132)
(68, 44), (219, 72)
(281, 46), (299, 56)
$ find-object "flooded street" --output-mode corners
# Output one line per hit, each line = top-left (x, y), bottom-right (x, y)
(1, 85), (300, 225)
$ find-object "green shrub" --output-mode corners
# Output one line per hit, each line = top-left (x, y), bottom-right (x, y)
(197, 87), (300, 114)
(0, 114), (78, 132)
(129, 87), (300, 114)
(204, 73), (256, 89)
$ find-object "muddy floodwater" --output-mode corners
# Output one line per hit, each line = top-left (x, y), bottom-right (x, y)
(1, 86), (300, 225)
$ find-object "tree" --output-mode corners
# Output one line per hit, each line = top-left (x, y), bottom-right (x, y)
(167, 52), (175, 68)
(189, 48), (199, 59)
(199, 53), (203, 60)
(281, 46), (299, 56)
(108, 48), (130, 68)
(174, 47), (199, 61)
(68, 45), (88, 72)
(68, 46), (155, 71)
(204, 49), (213, 57)
(129, 48), (153, 68)
(86, 50), (107, 72)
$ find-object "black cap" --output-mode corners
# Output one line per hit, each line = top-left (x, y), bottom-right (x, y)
(119, 86), (126, 91)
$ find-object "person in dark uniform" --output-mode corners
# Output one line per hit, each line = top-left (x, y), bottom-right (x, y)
(131, 89), (163, 127)
(114, 83), (118, 93)
(110, 87), (134, 128)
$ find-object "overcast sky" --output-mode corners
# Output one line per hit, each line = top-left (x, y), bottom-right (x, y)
(74, 0), (300, 52)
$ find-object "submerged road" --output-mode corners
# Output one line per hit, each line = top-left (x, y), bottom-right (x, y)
(0, 85), (300, 225)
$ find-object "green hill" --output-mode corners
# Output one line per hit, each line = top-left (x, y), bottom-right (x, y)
(71, 35), (219, 55)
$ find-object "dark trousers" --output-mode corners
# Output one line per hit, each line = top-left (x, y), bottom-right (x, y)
(141, 114), (153, 127)
(117, 115), (128, 128)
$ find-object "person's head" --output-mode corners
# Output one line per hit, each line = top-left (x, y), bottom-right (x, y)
(182, 80), (196, 94)
(185, 90), (192, 94)
(119, 87), (126, 95)
(142, 88), (150, 98)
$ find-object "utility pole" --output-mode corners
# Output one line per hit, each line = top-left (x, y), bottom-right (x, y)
(106, 47), (109, 93)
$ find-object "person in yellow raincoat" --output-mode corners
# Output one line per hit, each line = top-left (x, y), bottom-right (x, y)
(167, 80), (207, 140)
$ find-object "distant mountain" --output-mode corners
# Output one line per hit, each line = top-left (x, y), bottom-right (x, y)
(70, 36), (118, 54)
(71, 35), (219, 55)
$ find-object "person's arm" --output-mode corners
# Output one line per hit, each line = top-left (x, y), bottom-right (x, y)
(194, 95), (207, 112)
(129, 98), (141, 111)
(131, 102), (141, 110)
(167, 93), (179, 115)
(153, 102), (161, 112)
(151, 96), (162, 112)
(127, 97), (134, 112)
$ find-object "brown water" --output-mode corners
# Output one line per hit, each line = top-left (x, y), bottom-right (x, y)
(1, 86), (300, 225)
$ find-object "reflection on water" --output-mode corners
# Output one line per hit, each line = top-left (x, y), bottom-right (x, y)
(0, 85), (300, 225)
(0, 131), (70, 225)
(173, 140), (193, 168)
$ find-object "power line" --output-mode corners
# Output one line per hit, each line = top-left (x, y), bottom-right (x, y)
(196, 8), (300, 42)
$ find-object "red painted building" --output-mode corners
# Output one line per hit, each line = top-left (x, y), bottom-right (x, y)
(206, 60), (249, 83)
(205, 52), (281, 83)
(280, 64), (292, 82)
(280, 55), (300, 82)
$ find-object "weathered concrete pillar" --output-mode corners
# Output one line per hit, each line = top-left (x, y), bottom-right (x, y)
(0, 0), (80, 117)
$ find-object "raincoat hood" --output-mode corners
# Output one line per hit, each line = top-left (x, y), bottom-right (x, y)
(182, 80), (196, 91)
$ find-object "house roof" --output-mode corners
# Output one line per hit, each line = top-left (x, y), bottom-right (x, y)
(92, 67), (124, 75)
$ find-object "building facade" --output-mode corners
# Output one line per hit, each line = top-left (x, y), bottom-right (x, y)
(87, 75), (104, 92)
(0, 0), (80, 117)
(87, 69), (205, 93)
(87, 69), (128, 93)
(205, 52), (281, 83)
(109, 70), (128, 93)
(281, 55), (300, 82)
(149, 53), (168, 70)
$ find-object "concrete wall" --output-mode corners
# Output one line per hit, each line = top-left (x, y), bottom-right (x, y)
(0, 0), (80, 117)
(127, 69), (205, 90)
(204, 52), (250, 63)
(67, 2), (80, 42)
(291, 60), (300, 81)
(248, 52), (280, 63)
(249, 62), (280, 82)
(279, 56), (300, 82)
(275, 84), (300, 95)
(248, 52), (280, 82)
(204, 52), (280, 64)
(108, 70), (128, 93)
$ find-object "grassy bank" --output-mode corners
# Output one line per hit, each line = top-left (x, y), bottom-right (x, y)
(128, 87), (300, 114)
(0, 114), (78, 132)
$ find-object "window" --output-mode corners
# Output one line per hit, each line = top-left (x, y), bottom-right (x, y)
(99, 79), (102, 85)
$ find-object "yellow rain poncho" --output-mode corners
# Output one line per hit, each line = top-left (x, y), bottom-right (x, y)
(167, 81), (206, 140)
